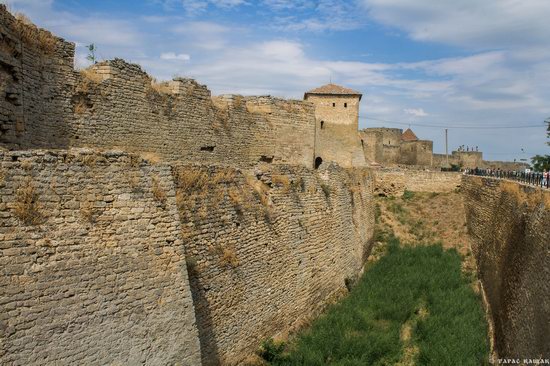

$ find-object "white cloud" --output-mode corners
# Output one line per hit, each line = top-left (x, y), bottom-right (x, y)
(160, 52), (191, 61)
(361, 0), (550, 49)
(404, 108), (428, 117)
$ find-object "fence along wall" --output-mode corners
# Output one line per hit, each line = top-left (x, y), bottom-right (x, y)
(462, 176), (549, 359)
(173, 163), (375, 365)
(0, 149), (201, 365)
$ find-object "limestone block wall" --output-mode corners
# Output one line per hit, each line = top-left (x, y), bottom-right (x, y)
(359, 129), (383, 164)
(462, 176), (549, 359)
(172, 163), (375, 365)
(308, 94), (366, 168)
(0, 149), (201, 365)
(373, 168), (461, 196)
(70, 60), (316, 168)
(0, 5), (75, 150)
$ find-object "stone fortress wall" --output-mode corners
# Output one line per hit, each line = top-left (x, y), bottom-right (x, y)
(0, 149), (202, 365)
(373, 168), (461, 197)
(361, 127), (528, 171)
(0, 7), (374, 365)
(0, 8), (75, 150)
(0, 6), (315, 168)
(0, 149), (374, 365)
(0, 3), (524, 172)
(0, 6), (541, 365)
(462, 175), (549, 360)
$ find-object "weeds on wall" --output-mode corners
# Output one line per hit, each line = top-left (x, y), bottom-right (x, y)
(13, 13), (56, 54)
(80, 199), (99, 223)
(210, 244), (239, 268)
(272, 174), (291, 193)
(151, 175), (167, 207)
(13, 178), (42, 225)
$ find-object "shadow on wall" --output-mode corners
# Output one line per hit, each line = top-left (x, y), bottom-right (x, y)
(186, 270), (220, 366)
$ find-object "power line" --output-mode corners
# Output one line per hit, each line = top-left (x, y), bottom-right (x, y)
(359, 116), (545, 129)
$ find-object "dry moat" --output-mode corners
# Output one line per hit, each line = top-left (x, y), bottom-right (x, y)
(0, 5), (548, 366)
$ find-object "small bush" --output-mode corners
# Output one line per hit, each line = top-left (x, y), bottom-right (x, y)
(402, 189), (415, 200)
(185, 256), (199, 276)
(14, 178), (42, 225)
(219, 246), (239, 268)
(259, 339), (286, 363)
(13, 13), (57, 54)
(272, 174), (290, 192)
(176, 168), (208, 193)
(151, 175), (167, 207)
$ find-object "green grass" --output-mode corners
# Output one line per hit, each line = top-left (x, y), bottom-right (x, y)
(402, 189), (415, 200)
(264, 237), (489, 366)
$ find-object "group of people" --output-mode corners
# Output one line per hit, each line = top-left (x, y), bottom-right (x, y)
(457, 145), (479, 152)
(464, 167), (549, 188)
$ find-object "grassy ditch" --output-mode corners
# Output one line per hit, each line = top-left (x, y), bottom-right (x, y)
(260, 235), (489, 365)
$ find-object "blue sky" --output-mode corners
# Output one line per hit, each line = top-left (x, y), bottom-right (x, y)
(4, 0), (550, 162)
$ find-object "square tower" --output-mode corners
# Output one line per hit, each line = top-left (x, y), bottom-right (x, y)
(304, 84), (366, 168)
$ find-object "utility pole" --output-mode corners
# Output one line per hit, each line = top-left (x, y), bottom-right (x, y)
(445, 128), (449, 167)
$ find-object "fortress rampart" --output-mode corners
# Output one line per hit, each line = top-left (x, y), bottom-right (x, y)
(0, 149), (374, 365)
(462, 176), (550, 359)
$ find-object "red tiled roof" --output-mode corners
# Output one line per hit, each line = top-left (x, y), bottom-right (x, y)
(401, 128), (418, 142)
(304, 83), (362, 100)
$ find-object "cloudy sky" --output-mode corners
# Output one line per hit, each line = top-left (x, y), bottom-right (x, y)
(4, 0), (549, 162)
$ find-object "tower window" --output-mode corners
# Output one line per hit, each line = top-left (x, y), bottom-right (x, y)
(332, 102), (336, 107)
(344, 103), (347, 108)
(320, 121), (324, 129)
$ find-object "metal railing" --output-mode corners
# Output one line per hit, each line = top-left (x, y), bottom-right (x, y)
(465, 168), (550, 189)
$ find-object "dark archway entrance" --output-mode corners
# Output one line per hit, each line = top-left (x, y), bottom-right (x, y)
(314, 156), (323, 169)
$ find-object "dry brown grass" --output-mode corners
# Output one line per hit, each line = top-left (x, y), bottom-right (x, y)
(20, 160), (32, 171)
(149, 78), (172, 94)
(13, 178), (42, 225)
(175, 168), (209, 193)
(245, 174), (270, 207)
(212, 169), (236, 184)
(76, 68), (102, 95)
(74, 99), (87, 115)
(151, 175), (167, 207)
(80, 199), (99, 223)
(79, 68), (103, 84)
(219, 246), (239, 268)
(79, 154), (99, 167)
(233, 95), (243, 108)
(272, 174), (291, 192)
(13, 13), (57, 54)
(140, 152), (161, 164)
